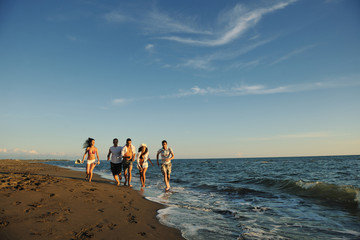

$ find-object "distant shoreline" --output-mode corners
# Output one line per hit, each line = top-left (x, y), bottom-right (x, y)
(2, 154), (359, 161)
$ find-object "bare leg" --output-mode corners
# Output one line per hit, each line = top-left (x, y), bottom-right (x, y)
(163, 172), (170, 191)
(139, 169), (144, 187)
(128, 165), (133, 187)
(124, 169), (128, 186)
(142, 168), (148, 187)
(85, 164), (90, 180)
(113, 174), (120, 186)
(88, 163), (96, 182)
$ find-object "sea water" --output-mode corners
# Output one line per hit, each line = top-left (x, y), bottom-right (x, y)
(46, 155), (360, 240)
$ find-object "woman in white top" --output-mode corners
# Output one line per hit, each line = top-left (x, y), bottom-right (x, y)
(136, 144), (154, 188)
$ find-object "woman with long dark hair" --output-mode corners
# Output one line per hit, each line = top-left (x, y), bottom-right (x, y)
(136, 144), (154, 188)
(81, 138), (100, 182)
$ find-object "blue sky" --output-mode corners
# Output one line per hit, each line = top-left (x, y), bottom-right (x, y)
(1, 0), (359, 159)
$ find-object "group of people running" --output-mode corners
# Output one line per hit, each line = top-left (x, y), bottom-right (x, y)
(82, 137), (174, 191)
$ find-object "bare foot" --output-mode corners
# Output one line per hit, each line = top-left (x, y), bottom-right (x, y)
(129, 185), (133, 188)
(116, 182), (120, 186)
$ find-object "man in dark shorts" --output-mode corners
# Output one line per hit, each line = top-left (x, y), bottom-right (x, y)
(107, 138), (123, 186)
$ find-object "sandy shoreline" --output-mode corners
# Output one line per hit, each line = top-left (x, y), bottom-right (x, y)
(0, 159), (183, 240)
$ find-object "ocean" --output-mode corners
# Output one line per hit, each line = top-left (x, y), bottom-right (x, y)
(45, 155), (360, 240)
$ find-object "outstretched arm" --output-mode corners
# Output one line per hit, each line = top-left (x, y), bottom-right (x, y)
(107, 149), (111, 161)
(156, 152), (160, 166)
(148, 158), (154, 166)
(169, 151), (175, 161)
(96, 149), (100, 164)
(82, 148), (88, 163)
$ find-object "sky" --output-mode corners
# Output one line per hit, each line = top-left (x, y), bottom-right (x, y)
(0, 0), (359, 160)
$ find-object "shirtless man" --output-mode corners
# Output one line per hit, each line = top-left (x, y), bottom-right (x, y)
(156, 140), (175, 191)
(121, 138), (136, 187)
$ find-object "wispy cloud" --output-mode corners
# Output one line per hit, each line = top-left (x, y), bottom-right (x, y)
(177, 37), (275, 70)
(145, 44), (155, 53)
(164, 77), (360, 98)
(13, 148), (39, 154)
(111, 75), (360, 105)
(105, 11), (128, 23)
(270, 44), (316, 65)
(168, 84), (290, 98)
(226, 59), (260, 70)
(112, 98), (131, 105)
(161, 0), (296, 46)
(240, 132), (330, 141)
(67, 35), (78, 41)
(0, 148), (74, 159)
(145, 9), (211, 35)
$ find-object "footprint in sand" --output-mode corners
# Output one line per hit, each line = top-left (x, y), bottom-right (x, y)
(97, 208), (104, 213)
(57, 216), (68, 222)
(0, 220), (9, 228)
(107, 223), (116, 230)
(25, 200), (43, 213)
(127, 214), (137, 224)
(148, 224), (156, 229)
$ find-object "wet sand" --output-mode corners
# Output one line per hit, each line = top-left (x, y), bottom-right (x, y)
(0, 159), (183, 240)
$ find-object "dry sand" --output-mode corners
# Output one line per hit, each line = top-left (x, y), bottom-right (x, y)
(0, 159), (183, 240)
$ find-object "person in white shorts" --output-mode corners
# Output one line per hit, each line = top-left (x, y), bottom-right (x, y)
(156, 140), (174, 191)
(81, 137), (100, 182)
(136, 143), (154, 188)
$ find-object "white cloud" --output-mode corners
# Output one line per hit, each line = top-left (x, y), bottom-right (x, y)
(0, 148), (7, 153)
(240, 132), (330, 141)
(145, 10), (211, 35)
(226, 59), (260, 70)
(111, 75), (360, 105)
(170, 84), (289, 98)
(181, 58), (215, 70)
(112, 98), (131, 105)
(165, 77), (360, 98)
(145, 44), (155, 52)
(176, 37), (274, 70)
(12, 148), (39, 154)
(67, 35), (78, 41)
(271, 44), (316, 65)
(105, 11), (128, 23)
(161, 0), (296, 46)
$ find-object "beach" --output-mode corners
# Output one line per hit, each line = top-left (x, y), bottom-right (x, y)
(0, 159), (183, 240)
